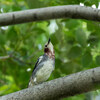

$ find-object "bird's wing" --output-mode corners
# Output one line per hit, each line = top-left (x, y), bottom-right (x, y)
(28, 56), (44, 87)
(32, 56), (43, 73)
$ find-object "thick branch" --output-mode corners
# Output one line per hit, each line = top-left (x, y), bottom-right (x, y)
(0, 5), (100, 26)
(0, 67), (100, 100)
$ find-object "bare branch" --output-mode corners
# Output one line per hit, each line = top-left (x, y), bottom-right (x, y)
(0, 67), (100, 100)
(0, 54), (33, 65)
(11, 55), (33, 66)
(0, 55), (10, 60)
(0, 5), (100, 26)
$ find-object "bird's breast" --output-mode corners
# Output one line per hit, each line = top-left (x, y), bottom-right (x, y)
(35, 59), (54, 83)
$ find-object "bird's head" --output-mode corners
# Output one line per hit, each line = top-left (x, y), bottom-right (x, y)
(44, 38), (55, 58)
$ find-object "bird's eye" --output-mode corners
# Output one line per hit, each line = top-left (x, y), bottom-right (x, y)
(45, 45), (47, 47)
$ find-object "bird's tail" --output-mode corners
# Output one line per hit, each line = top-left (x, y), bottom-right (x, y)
(28, 77), (35, 88)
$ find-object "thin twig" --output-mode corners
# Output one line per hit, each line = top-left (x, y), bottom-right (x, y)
(0, 55), (10, 60)
(0, 54), (34, 65)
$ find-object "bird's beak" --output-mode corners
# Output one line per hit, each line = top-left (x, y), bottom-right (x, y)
(48, 38), (51, 45)
(47, 38), (54, 52)
(47, 38), (53, 47)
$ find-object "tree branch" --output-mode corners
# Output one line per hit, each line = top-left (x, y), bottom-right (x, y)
(0, 67), (100, 100)
(0, 55), (10, 60)
(0, 5), (100, 26)
(0, 54), (33, 65)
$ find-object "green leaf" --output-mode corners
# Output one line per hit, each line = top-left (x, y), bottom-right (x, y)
(67, 45), (82, 59)
(84, 0), (99, 7)
(65, 19), (79, 29)
(95, 55), (100, 66)
(0, 33), (6, 46)
(82, 52), (92, 67)
(25, 0), (45, 8)
(50, 34), (58, 45)
(60, 61), (80, 74)
(75, 28), (87, 47)
(6, 26), (18, 41)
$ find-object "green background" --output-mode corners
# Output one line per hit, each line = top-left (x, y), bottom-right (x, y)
(0, 0), (100, 99)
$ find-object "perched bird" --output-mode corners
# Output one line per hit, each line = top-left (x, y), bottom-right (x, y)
(28, 38), (55, 87)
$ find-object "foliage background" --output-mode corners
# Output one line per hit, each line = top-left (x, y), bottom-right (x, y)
(0, 0), (100, 100)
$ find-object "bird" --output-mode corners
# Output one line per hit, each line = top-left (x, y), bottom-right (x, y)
(28, 38), (55, 87)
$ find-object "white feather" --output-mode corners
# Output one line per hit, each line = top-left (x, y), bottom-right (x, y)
(34, 77), (37, 82)
(35, 59), (54, 83)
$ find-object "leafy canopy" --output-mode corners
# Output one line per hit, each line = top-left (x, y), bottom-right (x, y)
(0, 0), (100, 100)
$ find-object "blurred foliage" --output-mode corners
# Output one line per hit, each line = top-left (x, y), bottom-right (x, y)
(0, 0), (100, 100)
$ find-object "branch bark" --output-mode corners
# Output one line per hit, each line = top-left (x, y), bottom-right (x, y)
(0, 5), (100, 26)
(0, 67), (100, 100)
